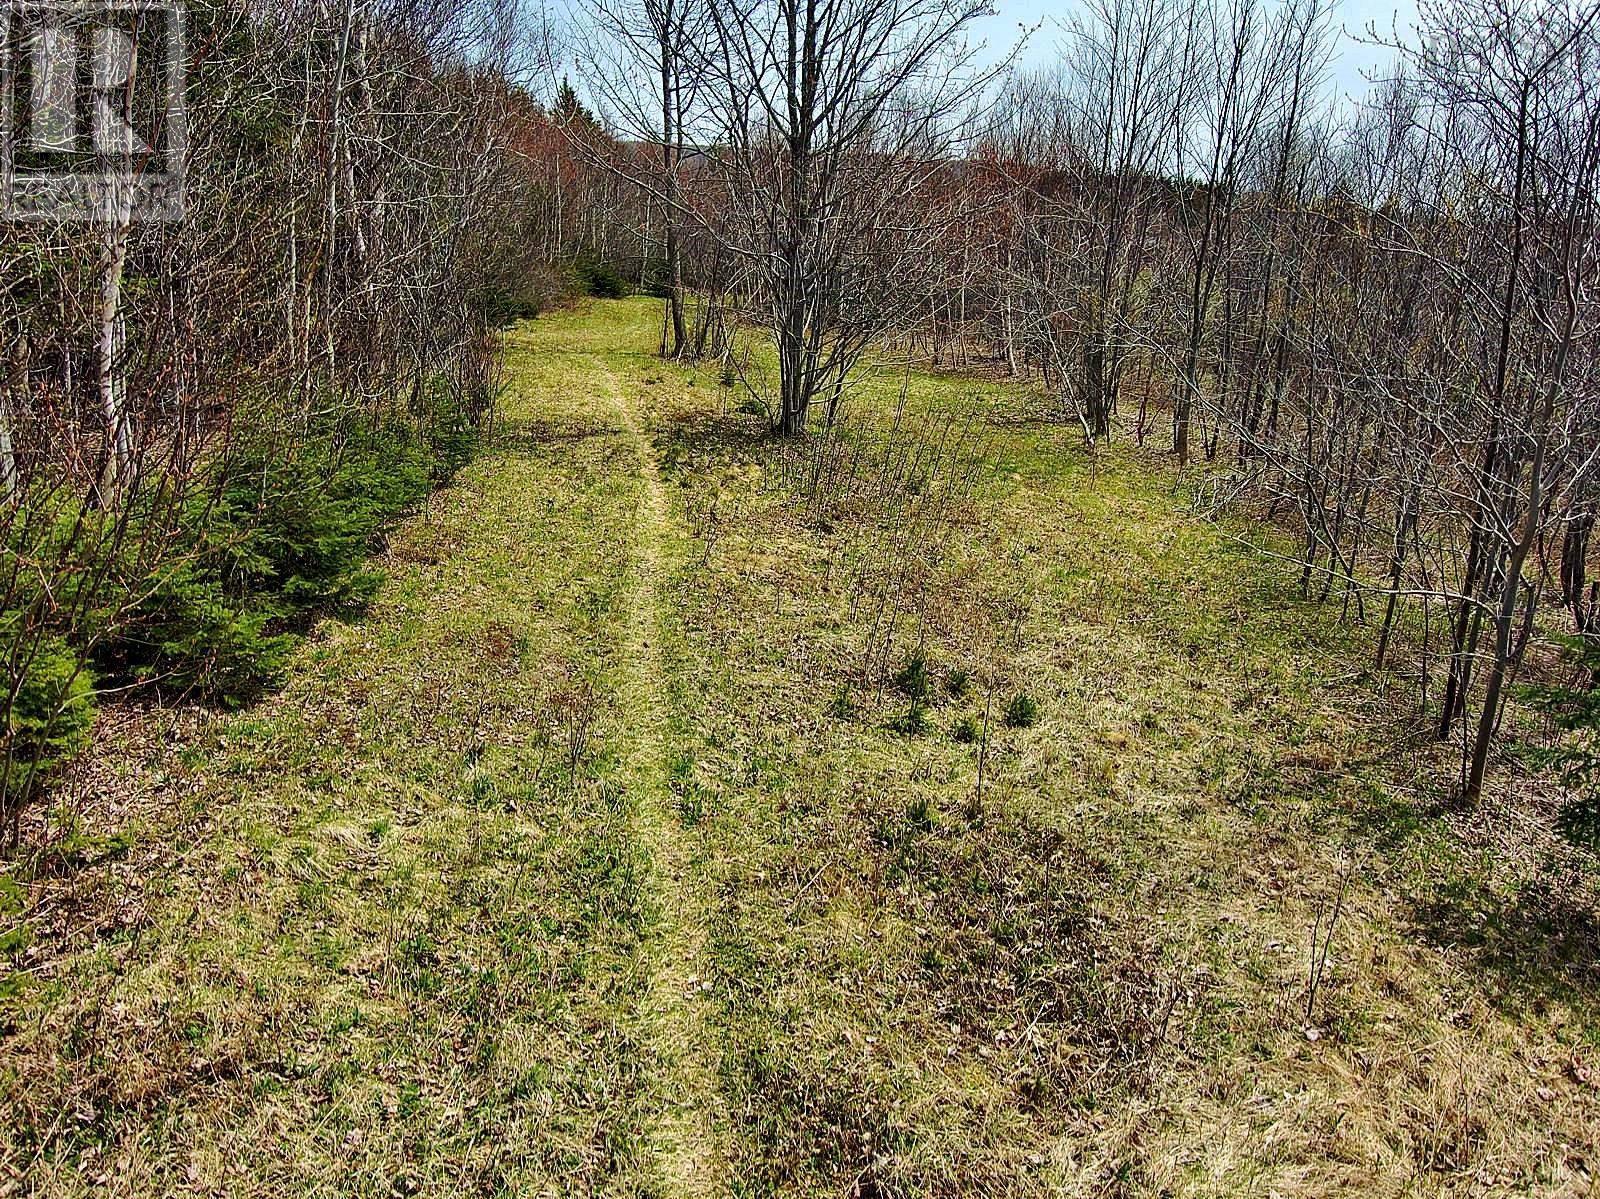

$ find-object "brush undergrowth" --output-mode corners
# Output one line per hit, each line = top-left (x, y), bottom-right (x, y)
(2, 384), (478, 841)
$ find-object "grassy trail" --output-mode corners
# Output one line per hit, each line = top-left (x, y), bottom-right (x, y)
(3, 298), (1598, 1198)
(597, 357), (725, 1194)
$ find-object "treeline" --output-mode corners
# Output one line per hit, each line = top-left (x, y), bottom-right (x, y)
(567, 0), (1600, 810)
(908, 0), (1600, 808)
(0, 0), (574, 846)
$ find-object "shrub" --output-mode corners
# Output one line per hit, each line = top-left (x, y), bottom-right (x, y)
(420, 383), (477, 481)
(111, 557), (292, 703)
(951, 713), (980, 744)
(479, 261), (575, 326)
(1003, 692), (1039, 728)
(96, 394), (475, 705)
(946, 667), (970, 698)
(894, 650), (931, 701)
(3, 634), (95, 824)
(4, 493), (120, 619)
(890, 699), (931, 736)
(828, 683), (854, 719)
(1522, 634), (1600, 847)
(574, 259), (630, 299)
(1, 385), (482, 832)
(482, 285), (543, 326)
(215, 421), (430, 612)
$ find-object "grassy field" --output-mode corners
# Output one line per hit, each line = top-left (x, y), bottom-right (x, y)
(2, 297), (1597, 1197)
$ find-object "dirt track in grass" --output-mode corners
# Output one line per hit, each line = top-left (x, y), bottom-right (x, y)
(598, 356), (725, 1194)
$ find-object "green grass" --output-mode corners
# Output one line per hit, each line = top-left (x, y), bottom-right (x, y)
(1, 318), (661, 1194)
(3, 297), (1598, 1198)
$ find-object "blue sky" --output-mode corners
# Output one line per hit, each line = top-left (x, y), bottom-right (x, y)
(971, 0), (1420, 106)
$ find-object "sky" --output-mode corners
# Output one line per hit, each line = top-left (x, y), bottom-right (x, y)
(970, 0), (1421, 107)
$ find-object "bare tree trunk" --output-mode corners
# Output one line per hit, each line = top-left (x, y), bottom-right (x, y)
(0, 340), (22, 500)
(98, 213), (133, 493)
(660, 4), (688, 358)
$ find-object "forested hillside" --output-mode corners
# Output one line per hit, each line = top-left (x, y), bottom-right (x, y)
(3, 0), (1600, 1194)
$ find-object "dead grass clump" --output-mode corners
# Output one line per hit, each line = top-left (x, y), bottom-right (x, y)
(387, 519), (454, 565)
(882, 811), (1189, 1106)
(720, 1028), (908, 1198)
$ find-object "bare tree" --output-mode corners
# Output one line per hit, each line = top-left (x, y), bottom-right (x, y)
(572, 0), (709, 356)
(1405, 0), (1600, 801)
(697, 0), (1000, 434)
